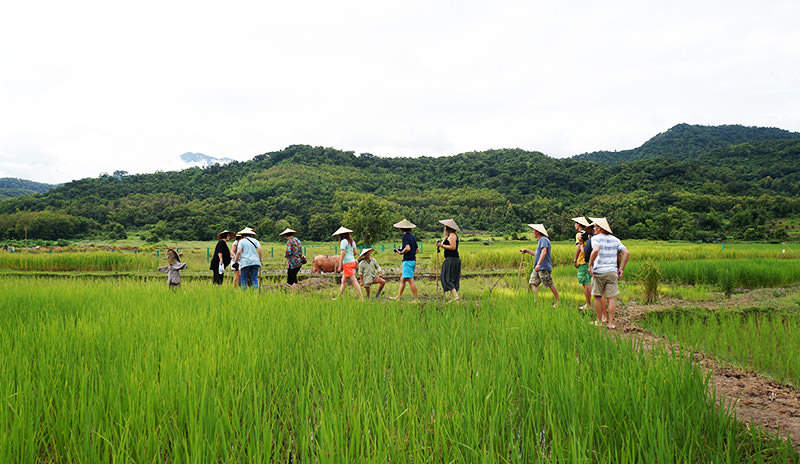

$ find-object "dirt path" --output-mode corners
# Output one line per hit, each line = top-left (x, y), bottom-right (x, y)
(615, 288), (800, 451)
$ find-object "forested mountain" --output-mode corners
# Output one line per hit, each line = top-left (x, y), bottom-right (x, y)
(1, 133), (799, 243)
(0, 178), (55, 200)
(574, 124), (800, 163)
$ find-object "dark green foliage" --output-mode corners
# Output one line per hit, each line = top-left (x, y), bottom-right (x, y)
(575, 123), (800, 163)
(2, 125), (800, 242)
(0, 178), (56, 200)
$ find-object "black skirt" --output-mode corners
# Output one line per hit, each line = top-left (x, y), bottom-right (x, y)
(440, 257), (461, 292)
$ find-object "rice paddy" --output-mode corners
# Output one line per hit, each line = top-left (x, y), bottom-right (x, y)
(1, 239), (799, 461)
(641, 306), (800, 388)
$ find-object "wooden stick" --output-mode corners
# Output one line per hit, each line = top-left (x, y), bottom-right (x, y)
(515, 252), (525, 292)
(435, 243), (440, 293)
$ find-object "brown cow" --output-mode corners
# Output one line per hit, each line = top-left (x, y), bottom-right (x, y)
(311, 255), (340, 274)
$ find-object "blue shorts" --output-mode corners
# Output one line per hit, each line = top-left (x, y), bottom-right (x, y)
(402, 260), (416, 279)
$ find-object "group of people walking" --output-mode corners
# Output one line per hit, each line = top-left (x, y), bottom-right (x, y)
(204, 216), (630, 328)
(207, 218), (463, 302)
(521, 217), (629, 329)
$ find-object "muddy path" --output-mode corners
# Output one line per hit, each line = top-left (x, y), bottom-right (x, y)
(614, 287), (800, 451)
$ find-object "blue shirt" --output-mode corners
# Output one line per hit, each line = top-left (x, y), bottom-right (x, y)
(401, 233), (417, 261)
(534, 236), (552, 272)
(238, 237), (261, 268)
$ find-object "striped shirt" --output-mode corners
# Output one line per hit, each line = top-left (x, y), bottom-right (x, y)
(591, 233), (627, 274)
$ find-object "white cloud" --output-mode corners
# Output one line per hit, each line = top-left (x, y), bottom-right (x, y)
(1, 0), (799, 183)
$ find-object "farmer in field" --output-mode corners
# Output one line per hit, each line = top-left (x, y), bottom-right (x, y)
(280, 227), (304, 295)
(230, 232), (242, 288)
(390, 219), (419, 302)
(520, 223), (560, 306)
(210, 229), (233, 285)
(572, 217), (593, 310)
(358, 248), (386, 298)
(587, 217), (630, 330)
(437, 218), (461, 302)
(158, 248), (187, 289)
(234, 227), (262, 290)
(331, 226), (364, 301)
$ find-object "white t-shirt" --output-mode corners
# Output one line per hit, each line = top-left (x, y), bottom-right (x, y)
(591, 234), (626, 274)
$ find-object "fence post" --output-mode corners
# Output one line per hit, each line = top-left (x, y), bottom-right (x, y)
(207, 248), (210, 262)
(271, 247), (274, 258)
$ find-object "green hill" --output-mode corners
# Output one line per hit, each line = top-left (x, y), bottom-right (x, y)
(1, 136), (799, 243)
(0, 178), (55, 200)
(574, 124), (800, 163)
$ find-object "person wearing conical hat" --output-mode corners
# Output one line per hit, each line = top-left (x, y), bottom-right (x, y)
(331, 226), (364, 301)
(390, 219), (419, 302)
(572, 217), (593, 310)
(358, 248), (385, 298)
(280, 228), (304, 295)
(437, 219), (461, 302)
(587, 218), (629, 330)
(520, 223), (560, 306)
(234, 227), (262, 290)
(210, 230), (233, 285)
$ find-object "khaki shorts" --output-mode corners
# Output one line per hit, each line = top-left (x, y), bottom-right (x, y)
(592, 272), (620, 298)
(529, 269), (554, 288)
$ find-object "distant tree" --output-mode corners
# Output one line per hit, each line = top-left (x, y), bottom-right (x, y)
(343, 195), (392, 246)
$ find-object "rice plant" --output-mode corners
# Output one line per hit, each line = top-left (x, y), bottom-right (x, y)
(0, 278), (795, 462)
(641, 307), (800, 388)
(0, 250), (156, 272)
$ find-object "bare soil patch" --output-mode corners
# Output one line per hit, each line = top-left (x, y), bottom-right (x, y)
(615, 287), (800, 451)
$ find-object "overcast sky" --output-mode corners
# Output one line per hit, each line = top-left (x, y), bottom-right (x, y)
(2, 1), (799, 184)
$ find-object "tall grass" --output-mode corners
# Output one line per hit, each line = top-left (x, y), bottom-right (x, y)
(641, 307), (800, 388)
(627, 259), (800, 289)
(0, 251), (156, 272)
(0, 278), (794, 462)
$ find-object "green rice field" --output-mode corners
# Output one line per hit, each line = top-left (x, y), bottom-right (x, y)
(1, 240), (799, 461)
(0, 278), (796, 462)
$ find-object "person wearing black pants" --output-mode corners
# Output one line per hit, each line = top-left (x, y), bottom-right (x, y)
(210, 230), (232, 285)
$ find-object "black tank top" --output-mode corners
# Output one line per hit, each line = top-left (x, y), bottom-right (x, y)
(443, 235), (459, 258)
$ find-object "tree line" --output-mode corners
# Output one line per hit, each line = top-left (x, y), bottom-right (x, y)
(1, 138), (799, 244)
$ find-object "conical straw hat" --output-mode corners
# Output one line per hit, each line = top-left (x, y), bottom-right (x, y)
(331, 226), (354, 236)
(216, 229), (231, 240)
(359, 247), (373, 258)
(238, 227), (257, 236)
(278, 228), (297, 236)
(392, 219), (416, 229)
(591, 217), (613, 234)
(438, 219), (460, 231)
(571, 217), (590, 227)
(527, 223), (549, 237)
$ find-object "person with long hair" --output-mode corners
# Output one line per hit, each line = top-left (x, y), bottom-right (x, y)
(279, 227), (304, 295)
(437, 219), (461, 302)
(331, 226), (364, 300)
(210, 230), (232, 285)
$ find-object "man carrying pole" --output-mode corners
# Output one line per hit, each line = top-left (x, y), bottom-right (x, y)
(520, 223), (560, 307)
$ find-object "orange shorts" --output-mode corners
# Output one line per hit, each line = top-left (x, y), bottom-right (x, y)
(343, 261), (357, 278)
